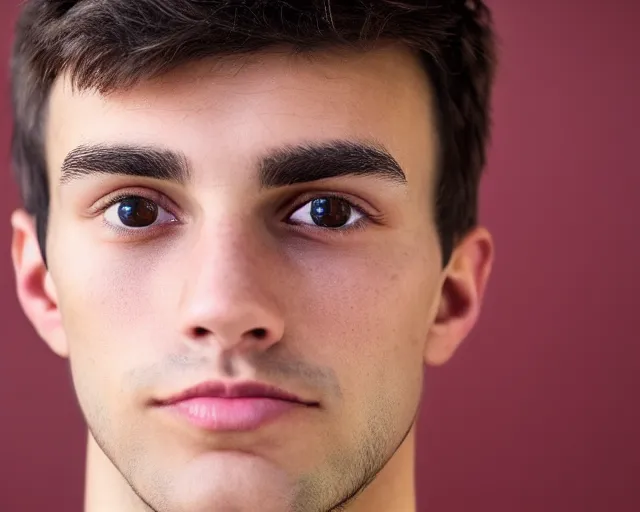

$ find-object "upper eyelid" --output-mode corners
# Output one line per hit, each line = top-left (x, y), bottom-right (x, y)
(284, 192), (374, 217)
(95, 188), (180, 218)
(97, 192), (376, 242)
(96, 188), (375, 224)
(288, 198), (368, 222)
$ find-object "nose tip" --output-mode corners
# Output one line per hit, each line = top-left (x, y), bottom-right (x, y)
(177, 224), (285, 355)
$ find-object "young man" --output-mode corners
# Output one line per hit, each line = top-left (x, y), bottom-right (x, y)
(9, 1), (497, 511)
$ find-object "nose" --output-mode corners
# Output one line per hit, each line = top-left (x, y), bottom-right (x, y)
(177, 223), (285, 355)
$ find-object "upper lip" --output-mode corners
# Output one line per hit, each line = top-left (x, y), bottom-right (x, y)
(154, 381), (318, 406)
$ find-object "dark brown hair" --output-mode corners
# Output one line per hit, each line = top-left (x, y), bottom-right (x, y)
(11, 0), (497, 266)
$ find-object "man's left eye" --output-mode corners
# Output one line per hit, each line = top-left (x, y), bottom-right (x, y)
(288, 197), (363, 229)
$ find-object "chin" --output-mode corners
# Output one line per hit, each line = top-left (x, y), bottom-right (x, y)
(161, 451), (298, 512)
(171, 491), (294, 512)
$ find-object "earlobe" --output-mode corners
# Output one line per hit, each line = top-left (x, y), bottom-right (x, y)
(11, 209), (68, 358)
(424, 227), (494, 366)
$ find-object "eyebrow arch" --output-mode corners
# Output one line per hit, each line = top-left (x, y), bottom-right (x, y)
(58, 139), (407, 189)
(59, 144), (191, 186)
(257, 140), (407, 189)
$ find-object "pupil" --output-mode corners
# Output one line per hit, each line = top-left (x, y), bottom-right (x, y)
(310, 197), (351, 228)
(118, 197), (158, 227)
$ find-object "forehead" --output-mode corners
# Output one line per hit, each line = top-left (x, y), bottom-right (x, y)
(45, 43), (437, 186)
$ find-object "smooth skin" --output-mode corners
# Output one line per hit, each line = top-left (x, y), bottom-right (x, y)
(11, 42), (493, 512)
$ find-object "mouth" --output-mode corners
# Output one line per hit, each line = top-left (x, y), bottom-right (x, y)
(152, 381), (319, 432)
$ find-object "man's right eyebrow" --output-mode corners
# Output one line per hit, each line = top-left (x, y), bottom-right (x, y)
(59, 144), (191, 186)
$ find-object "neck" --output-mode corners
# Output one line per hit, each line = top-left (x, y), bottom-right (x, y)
(84, 426), (417, 512)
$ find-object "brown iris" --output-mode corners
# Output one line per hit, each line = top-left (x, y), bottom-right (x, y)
(310, 197), (352, 228)
(117, 197), (158, 228)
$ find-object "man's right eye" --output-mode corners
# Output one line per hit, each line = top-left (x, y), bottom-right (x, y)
(103, 195), (177, 230)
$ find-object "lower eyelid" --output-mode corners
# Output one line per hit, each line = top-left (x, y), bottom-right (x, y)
(98, 191), (378, 238)
(101, 197), (178, 230)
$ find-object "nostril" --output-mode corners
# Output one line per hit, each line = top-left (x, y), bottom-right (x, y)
(190, 327), (269, 341)
(251, 328), (268, 340)
(193, 327), (208, 337)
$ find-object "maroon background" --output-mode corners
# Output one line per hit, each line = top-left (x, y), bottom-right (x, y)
(1, 1), (638, 511)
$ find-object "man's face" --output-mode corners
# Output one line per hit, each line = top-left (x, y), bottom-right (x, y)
(14, 43), (490, 512)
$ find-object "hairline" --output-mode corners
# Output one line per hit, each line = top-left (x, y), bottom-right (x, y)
(41, 41), (442, 196)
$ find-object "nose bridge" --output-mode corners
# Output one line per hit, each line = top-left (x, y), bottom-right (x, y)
(177, 214), (284, 351)
(191, 218), (261, 295)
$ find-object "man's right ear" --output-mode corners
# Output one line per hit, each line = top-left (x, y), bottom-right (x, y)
(11, 209), (68, 358)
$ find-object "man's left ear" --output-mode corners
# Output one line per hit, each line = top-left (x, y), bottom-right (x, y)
(424, 226), (494, 366)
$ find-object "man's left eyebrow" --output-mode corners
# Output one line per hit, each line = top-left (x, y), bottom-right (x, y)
(257, 140), (408, 189)
(59, 144), (191, 186)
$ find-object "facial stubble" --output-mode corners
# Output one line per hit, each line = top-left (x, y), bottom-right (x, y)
(85, 394), (418, 512)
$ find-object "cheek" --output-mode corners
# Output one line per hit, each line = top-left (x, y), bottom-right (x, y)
(289, 246), (438, 415)
(53, 249), (173, 444)
(53, 245), (164, 388)
(293, 245), (436, 349)
(58, 258), (152, 340)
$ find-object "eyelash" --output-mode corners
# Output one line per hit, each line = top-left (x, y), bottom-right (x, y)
(95, 189), (179, 238)
(283, 193), (378, 236)
(95, 189), (380, 238)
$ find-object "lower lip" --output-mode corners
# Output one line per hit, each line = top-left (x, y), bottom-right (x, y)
(165, 397), (305, 431)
